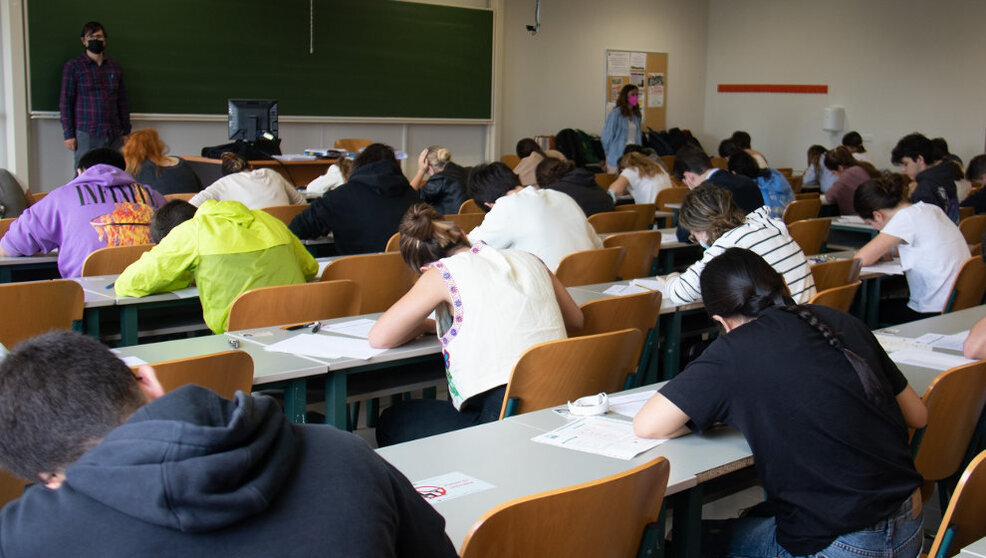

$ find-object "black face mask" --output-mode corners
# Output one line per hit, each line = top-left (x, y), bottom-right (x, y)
(86, 39), (105, 54)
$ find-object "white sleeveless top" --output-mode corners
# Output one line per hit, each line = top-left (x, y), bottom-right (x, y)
(429, 244), (567, 409)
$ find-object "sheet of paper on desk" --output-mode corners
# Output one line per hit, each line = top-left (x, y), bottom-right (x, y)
(412, 472), (495, 505)
(835, 215), (866, 224)
(874, 333), (927, 353)
(171, 286), (200, 299)
(630, 278), (666, 293)
(608, 390), (657, 418)
(603, 283), (649, 296)
(263, 333), (387, 360)
(324, 318), (376, 338)
(532, 416), (667, 460)
(888, 348), (975, 371)
(861, 261), (903, 275)
(661, 232), (679, 244)
(912, 331), (969, 352)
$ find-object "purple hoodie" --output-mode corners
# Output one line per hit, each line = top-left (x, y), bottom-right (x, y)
(0, 164), (166, 277)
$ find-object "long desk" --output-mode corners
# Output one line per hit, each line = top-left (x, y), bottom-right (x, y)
(183, 155), (337, 188)
(0, 253), (58, 283)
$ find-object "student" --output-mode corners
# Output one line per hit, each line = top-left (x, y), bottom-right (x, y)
(634, 247), (926, 558)
(601, 85), (642, 172)
(116, 199), (318, 333)
(512, 137), (566, 186)
(841, 131), (872, 163)
(802, 144), (836, 192)
(672, 146), (765, 241)
(0, 331), (457, 557)
(727, 150), (795, 219)
(609, 151), (673, 204)
(659, 184), (815, 305)
(729, 130), (768, 168)
(820, 146), (880, 215)
(189, 153), (305, 209)
(535, 157), (614, 217)
(466, 162), (602, 271)
(122, 129), (201, 195)
(305, 157), (352, 196)
(409, 145), (467, 215)
(0, 148), (166, 278)
(369, 204), (582, 445)
(960, 154), (986, 213)
(891, 132), (960, 222)
(290, 143), (419, 254)
(854, 174), (970, 323)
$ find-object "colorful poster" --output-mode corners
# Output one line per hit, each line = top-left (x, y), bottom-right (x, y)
(648, 73), (665, 107)
(630, 72), (645, 88)
(610, 77), (623, 101)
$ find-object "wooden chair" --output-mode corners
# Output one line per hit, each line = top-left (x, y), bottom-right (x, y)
(459, 455), (670, 558)
(333, 138), (373, 152)
(261, 204), (308, 226)
(384, 232), (400, 252)
(808, 281), (860, 312)
(973, 243), (982, 257)
(926, 450), (986, 558)
(0, 280), (84, 348)
(776, 167), (793, 178)
(603, 230), (662, 279)
(81, 244), (155, 276)
(587, 211), (639, 234)
(655, 187), (688, 212)
(27, 192), (47, 205)
(458, 198), (484, 214)
(499, 328), (643, 418)
(135, 350), (253, 400)
(795, 192), (820, 200)
(789, 175), (803, 194)
(660, 155), (675, 171)
(226, 280), (361, 331)
(0, 470), (27, 509)
(958, 214), (986, 245)
(163, 193), (195, 202)
(787, 218), (831, 256)
(593, 173), (617, 189)
(443, 212), (484, 234)
(577, 290), (663, 387)
(943, 256), (986, 313)
(912, 360), (986, 509)
(810, 258), (862, 292)
(554, 246), (625, 287)
(0, 217), (14, 241)
(782, 198), (822, 225)
(958, 206), (975, 222)
(709, 156), (727, 170)
(499, 154), (520, 170)
(320, 251), (416, 313)
(615, 202), (657, 230)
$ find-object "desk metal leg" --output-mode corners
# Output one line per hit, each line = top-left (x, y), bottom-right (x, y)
(0, 268), (10, 283)
(324, 372), (348, 429)
(283, 379), (308, 424)
(637, 502), (666, 558)
(84, 308), (101, 338)
(120, 306), (139, 346)
(865, 277), (882, 329)
(661, 251), (675, 275)
(661, 311), (683, 381)
(670, 486), (703, 558)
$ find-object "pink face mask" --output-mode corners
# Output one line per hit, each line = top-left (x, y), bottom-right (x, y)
(627, 94), (639, 107)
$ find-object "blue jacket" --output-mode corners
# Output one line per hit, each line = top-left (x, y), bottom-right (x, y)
(601, 108), (641, 168)
(756, 169), (796, 219)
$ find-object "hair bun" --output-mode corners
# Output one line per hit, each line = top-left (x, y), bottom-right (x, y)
(399, 203), (440, 241)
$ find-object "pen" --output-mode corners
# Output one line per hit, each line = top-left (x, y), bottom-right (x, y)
(105, 281), (115, 290)
(281, 321), (321, 331)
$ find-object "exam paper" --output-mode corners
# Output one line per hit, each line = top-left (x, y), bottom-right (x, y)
(413, 472), (495, 505)
(171, 287), (200, 299)
(324, 318), (376, 339)
(532, 416), (668, 460)
(888, 348), (975, 371)
(630, 278), (666, 293)
(874, 333), (927, 354)
(264, 333), (387, 360)
(861, 261), (903, 276)
(608, 390), (657, 418)
(912, 331), (969, 353)
(835, 215), (866, 225)
(603, 283), (649, 296)
(661, 232), (679, 245)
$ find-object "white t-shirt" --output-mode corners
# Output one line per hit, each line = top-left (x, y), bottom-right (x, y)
(620, 167), (672, 205)
(190, 168), (306, 208)
(467, 186), (603, 271)
(881, 202), (970, 313)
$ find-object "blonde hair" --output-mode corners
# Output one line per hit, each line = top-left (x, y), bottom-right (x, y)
(425, 146), (452, 172)
(398, 203), (471, 271)
(618, 152), (665, 178)
(122, 129), (170, 176)
(678, 184), (745, 243)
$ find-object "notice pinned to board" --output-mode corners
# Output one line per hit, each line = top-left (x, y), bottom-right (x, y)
(609, 77), (623, 101)
(630, 52), (647, 71)
(648, 73), (665, 107)
(607, 51), (630, 76)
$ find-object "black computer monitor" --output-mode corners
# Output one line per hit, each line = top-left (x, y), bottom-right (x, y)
(227, 99), (278, 141)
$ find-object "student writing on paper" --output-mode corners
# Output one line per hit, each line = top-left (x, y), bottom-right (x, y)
(634, 248), (927, 558)
(608, 151), (672, 205)
(369, 204), (582, 446)
(854, 174), (969, 324)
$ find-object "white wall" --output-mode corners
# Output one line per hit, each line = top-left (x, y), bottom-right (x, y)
(703, 0), (986, 171)
(499, 0), (710, 155)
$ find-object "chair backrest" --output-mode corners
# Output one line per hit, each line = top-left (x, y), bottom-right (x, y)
(810, 258), (861, 292)
(927, 450), (986, 558)
(500, 328), (644, 418)
(945, 256), (986, 313)
(660, 155), (675, 171)
(459, 455), (670, 558)
(0, 280), (84, 348)
(27, 192), (47, 205)
(384, 232), (401, 252)
(136, 350), (254, 400)
(459, 198), (484, 214)
(602, 230), (662, 280)
(587, 211), (639, 234)
(614, 203), (657, 230)
(333, 138), (373, 152)
(320, 251), (417, 313)
(782, 198), (822, 224)
(261, 204), (308, 227)
(914, 361), (986, 487)
(0, 217), (14, 241)
(0, 470), (27, 509)
(807, 281), (860, 312)
(958, 206), (975, 222)
(576, 290), (662, 338)
(499, 154), (520, 170)
(554, 246), (625, 287)
(786, 218), (831, 256)
(443, 212), (485, 234)
(973, 243), (982, 257)
(795, 192), (820, 200)
(81, 244), (155, 276)
(776, 167), (793, 178)
(709, 156), (727, 170)
(788, 175), (803, 193)
(163, 193), (195, 202)
(593, 173), (617, 189)
(227, 279), (361, 331)
(655, 187), (688, 211)
(958, 214), (986, 245)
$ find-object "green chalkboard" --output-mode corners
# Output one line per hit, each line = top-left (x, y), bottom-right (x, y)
(28, 0), (493, 119)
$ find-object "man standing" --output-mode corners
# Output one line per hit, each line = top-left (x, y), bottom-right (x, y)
(60, 21), (131, 168)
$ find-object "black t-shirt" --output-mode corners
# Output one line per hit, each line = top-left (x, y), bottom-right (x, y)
(659, 305), (921, 555)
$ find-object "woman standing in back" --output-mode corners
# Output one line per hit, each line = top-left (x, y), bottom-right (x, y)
(601, 85), (642, 172)
(122, 129), (201, 195)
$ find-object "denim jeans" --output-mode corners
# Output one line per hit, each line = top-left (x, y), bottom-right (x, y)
(701, 493), (923, 558)
(74, 130), (123, 169)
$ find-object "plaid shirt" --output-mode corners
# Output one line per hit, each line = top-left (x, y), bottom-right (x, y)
(59, 54), (131, 140)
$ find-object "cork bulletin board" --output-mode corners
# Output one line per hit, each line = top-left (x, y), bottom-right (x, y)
(605, 50), (668, 131)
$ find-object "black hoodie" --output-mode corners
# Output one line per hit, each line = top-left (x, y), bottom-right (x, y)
(0, 386), (456, 557)
(289, 159), (419, 254)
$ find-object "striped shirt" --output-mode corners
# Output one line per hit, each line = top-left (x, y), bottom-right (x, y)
(664, 206), (816, 304)
(59, 54), (131, 140)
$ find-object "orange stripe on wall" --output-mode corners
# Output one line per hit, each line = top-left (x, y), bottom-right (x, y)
(717, 84), (828, 94)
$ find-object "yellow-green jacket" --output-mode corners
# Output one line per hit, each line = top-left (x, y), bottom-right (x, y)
(116, 200), (318, 333)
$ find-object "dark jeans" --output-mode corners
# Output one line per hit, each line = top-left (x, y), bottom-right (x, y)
(74, 130), (123, 169)
(375, 385), (506, 447)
